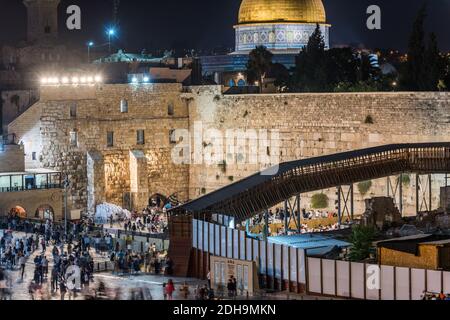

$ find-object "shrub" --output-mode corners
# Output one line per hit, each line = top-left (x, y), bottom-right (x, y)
(311, 193), (329, 209)
(357, 180), (372, 195)
(349, 225), (376, 261)
(400, 174), (411, 186)
(364, 115), (374, 124)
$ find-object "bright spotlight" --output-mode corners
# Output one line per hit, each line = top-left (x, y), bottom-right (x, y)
(131, 77), (138, 83)
(72, 76), (79, 84)
(108, 29), (115, 36)
(88, 41), (94, 47)
(62, 77), (69, 84)
(50, 77), (59, 84)
(94, 75), (102, 83)
(40, 77), (48, 85)
(80, 76), (87, 83)
(87, 76), (94, 83)
(143, 76), (150, 83)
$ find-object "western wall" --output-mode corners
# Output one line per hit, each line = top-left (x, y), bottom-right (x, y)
(7, 84), (450, 216)
(186, 86), (450, 216)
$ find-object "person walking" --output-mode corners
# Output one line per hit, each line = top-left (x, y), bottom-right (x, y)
(19, 253), (26, 280)
(59, 279), (67, 301)
(166, 279), (175, 300)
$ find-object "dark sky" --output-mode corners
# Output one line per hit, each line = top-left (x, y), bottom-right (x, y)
(0, 0), (449, 52)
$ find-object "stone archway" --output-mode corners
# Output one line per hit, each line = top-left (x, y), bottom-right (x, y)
(149, 193), (168, 209)
(35, 204), (55, 221)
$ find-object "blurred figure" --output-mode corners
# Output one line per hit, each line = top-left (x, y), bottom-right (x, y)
(180, 281), (190, 299)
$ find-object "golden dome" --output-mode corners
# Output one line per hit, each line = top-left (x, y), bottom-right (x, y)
(238, 0), (326, 24)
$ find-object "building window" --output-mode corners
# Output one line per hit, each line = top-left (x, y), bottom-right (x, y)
(32, 152), (37, 160)
(120, 99), (128, 113)
(107, 131), (114, 147)
(70, 131), (78, 147)
(169, 129), (177, 144)
(70, 104), (77, 118)
(137, 130), (145, 145)
(168, 103), (174, 116)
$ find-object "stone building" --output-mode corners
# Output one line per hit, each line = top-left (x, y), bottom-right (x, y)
(0, 139), (62, 221)
(201, 0), (331, 87)
(6, 81), (450, 217)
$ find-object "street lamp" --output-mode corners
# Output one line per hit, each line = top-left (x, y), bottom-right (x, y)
(107, 28), (115, 53)
(63, 174), (70, 239)
(392, 81), (398, 92)
(87, 41), (94, 63)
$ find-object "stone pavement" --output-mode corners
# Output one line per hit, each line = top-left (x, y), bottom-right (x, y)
(3, 233), (338, 300)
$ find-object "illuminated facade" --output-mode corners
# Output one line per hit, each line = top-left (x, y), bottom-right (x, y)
(234, 0), (330, 53)
(200, 0), (331, 85)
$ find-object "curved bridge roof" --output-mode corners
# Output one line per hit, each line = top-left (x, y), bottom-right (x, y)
(170, 143), (450, 222)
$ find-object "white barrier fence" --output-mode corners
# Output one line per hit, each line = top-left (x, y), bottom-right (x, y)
(307, 257), (450, 300)
(192, 219), (307, 288)
(192, 219), (450, 299)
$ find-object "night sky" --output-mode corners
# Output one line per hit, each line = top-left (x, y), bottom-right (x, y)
(0, 0), (449, 52)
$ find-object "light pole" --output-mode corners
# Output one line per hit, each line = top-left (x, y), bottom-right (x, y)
(107, 29), (115, 53)
(63, 174), (69, 239)
(87, 41), (94, 63)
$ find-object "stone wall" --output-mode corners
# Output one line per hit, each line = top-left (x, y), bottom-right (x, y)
(10, 83), (190, 213)
(1, 89), (39, 134)
(0, 145), (25, 173)
(187, 87), (450, 216)
(8, 84), (450, 216)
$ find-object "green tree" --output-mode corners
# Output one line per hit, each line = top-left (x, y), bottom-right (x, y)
(400, 5), (427, 91)
(311, 193), (329, 209)
(324, 47), (359, 86)
(246, 46), (273, 93)
(349, 225), (376, 261)
(424, 33), (443, 91)
(294, 24), (327, 92)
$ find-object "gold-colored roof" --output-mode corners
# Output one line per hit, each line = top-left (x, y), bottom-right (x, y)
(238, 0), (326, 24)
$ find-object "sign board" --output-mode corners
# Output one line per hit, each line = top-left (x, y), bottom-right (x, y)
(70, 209), (81, 220)
(210, 256), (258, 296)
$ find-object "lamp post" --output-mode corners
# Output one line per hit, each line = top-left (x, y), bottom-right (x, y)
(107, 29), (115, 53)
(63, 174), (69, 239)
(87, 41), (94, 63)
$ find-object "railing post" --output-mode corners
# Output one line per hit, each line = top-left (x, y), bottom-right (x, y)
(296, 194), (301, 233)
(428, 174), (432, 212)
(337, 186), (342, 226)
(416, 174), (420, 216)
(284, 200), (288, 235)
(399, 174), (403, 216)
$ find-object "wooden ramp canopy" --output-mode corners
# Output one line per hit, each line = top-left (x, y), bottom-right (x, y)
(170, 143), (450, 223)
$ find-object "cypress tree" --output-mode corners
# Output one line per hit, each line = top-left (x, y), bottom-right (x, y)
(401, 5), (427, 91)
(424, 32), (442, 91)
(294, 24), (327, 92)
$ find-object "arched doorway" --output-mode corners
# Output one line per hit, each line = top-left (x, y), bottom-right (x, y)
(35, 205), (55, 221)
(9, 206), (26, 219)
(149, 193), (168, 209)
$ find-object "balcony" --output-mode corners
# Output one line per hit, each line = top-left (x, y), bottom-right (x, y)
(0, 170), (62, 193)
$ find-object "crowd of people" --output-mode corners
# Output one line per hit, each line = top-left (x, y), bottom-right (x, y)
(248, 208), (350, 236)
(421, 291), (450, 300)
(101, 204), (169, 235)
